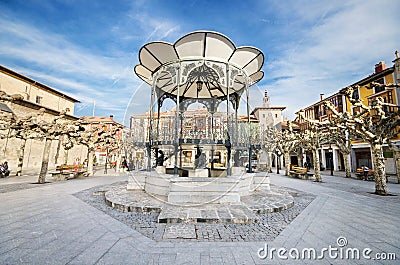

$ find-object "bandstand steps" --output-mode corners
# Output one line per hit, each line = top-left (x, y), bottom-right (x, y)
(157, 204), (257, 224)
(104, 184), (294, 224)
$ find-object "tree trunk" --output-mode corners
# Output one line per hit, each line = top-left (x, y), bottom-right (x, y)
(116, 152), (121, 173)
(284, 152), (291, 176)
(371, 143), (387, 195)
(343, 152), (352, 178)
(297, 148), (303, 167)
(87, 144), (94, 177)
(16, 138), (27, 176)
(63, 149), (69, 165)
(54, 136), (62, 164)
(392, 147), (400, 184)
(267, 151), (272, 173)
(297, 155), (302, 167)
(38, 138), (52, 184)
(313, 148), (322, 182)
(277, 154), (281, 172)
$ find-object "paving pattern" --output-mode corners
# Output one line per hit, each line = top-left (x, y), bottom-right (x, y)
(103, 182), (295, 223)
(73, 181), (315, 242)
(1, 171), (399, 264)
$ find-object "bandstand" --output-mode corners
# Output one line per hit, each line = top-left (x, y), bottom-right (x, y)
(128, 31), (270, 205)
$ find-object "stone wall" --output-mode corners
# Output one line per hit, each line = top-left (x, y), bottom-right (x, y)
(0, 99), (87, 175)
(0, 137), (88, 175)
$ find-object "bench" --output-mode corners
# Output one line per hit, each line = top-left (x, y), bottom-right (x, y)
(355, 168), (374, 181)
(50, 164), (88, 181)
(289, 166), (309, 179)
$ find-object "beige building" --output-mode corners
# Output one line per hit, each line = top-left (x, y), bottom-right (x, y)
(0, 65), (76, 116)
(0, 65), (87, 175)
(81, 115), (124, 165)
(251, 90), (286, 131)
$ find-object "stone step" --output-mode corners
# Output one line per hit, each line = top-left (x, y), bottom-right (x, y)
(104, 184), (294, 224)
(157, 204), (257, 224)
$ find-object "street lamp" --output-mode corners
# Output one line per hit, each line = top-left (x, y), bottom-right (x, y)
(104, 139), (110, 174)
(329, 143), (333, 176)
(276, 148), (281, 174)
(248, 145), (253, 173)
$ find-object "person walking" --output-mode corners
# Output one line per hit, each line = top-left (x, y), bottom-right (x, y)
(362, 165), (369, 181)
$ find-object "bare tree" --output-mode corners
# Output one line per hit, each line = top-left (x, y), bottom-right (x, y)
(97, 125), (124, 173)
(34, 109), (75, 184)
(331, 84), (400, 195)
(264, 127), (277, 173)
(298, 124), (322, 182)
(274, 121), (299, 176)
(73, 121), (105, 177)
(11, 110), (46, 176)
(122, 130), (135, 170)
(0, 91), (43, 176)
(297, 111), (332, 182)
(322, 102), (354, 178)
(73, 120), (122, 176)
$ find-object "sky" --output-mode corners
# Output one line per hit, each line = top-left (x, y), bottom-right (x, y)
(1, 0), (399, 126)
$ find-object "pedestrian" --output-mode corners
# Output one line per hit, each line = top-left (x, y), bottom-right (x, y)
(122, 158), (129, 171)
(0, 161), (10, 177)
(362, 165), (369, 180)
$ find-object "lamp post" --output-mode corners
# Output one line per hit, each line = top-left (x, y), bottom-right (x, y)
(104, 139), (110, 174)
(276, 148), (281, 174)
(329, 143), (333, 176)
(248, 145), (253, 173)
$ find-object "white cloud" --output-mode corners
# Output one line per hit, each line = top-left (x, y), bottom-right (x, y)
(1, 0), (398, 125)
(0, 15), (145, 123)
(262, 0), (400, 119)
(0, 18), (129, 80)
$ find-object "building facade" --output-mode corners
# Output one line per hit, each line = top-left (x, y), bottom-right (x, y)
(0, 65), (86, 174)
(296, 52), (400, 174)
(251, 90), (286, 131)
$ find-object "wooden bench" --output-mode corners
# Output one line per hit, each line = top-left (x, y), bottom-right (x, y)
(50, 164), (88, 181)
(289, 166), (309, 179)
(355, 168), (374, 180)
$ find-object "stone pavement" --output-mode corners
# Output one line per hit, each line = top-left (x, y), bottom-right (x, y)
(0, 170), (399, 264)
(104, 183), (295, 223)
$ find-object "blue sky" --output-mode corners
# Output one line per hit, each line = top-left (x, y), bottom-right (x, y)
(1, 0), (399, 125)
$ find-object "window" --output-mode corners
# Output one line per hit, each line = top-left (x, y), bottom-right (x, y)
(352, 90), (359, 100)
(275, 114), (278, 118)
(373, 78), (385, 93)
(35, 96), (42, 104)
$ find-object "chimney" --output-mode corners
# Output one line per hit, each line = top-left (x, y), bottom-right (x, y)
(374, 61), (386, 73)
(109, 115), (114, 120)
(320, 93), (325, 101)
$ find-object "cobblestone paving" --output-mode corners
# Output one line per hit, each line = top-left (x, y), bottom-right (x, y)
(73, 181), (316, 242)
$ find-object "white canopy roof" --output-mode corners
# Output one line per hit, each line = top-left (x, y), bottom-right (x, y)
(134, 31), (264, 99)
